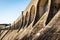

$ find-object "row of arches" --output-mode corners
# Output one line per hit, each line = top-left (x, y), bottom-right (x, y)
(23, 0), (60, 27)
(1, 0), (60, 30)
(1, 0), (60, 40)
(21, 5), (35, 28)
(17, 5), (36, 32)
(17, 0), (48, 31)
(0, 0), (48, 30)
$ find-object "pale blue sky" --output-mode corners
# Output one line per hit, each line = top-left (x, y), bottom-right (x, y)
(0, 0), (31, 24)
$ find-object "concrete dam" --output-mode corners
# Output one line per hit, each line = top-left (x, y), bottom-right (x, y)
(0, 0), (60, 40)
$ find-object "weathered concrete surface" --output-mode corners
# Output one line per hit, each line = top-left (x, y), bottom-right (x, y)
(0, 0), (60, 40)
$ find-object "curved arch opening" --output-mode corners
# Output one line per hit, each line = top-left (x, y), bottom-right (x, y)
(28, 5), (35, 26)
(18, 12), (24, 32)
(33, 0), (48, 26)
(45, 0), (60, 25)
(24, 11), (29, 27)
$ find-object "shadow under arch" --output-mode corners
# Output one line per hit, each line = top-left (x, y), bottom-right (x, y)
(23, 11), (29, 27)
(18, 11), (24, 32)
(28, 5), (35, 26)
(45, 0), (60, 25)
(33, 0), (48, 26)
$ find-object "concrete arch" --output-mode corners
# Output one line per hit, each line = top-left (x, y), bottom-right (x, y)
(33, 0), (48, 26)
(22, 15), (25, 27)
(18, 11), (24, 31)
(37, 0), (48, 18)
(28, 5), (35, 26)
(45, 0), (60, 25)
(23, 11), (29, 27)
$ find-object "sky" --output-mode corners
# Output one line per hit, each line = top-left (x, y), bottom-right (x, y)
(0, 0), (31, 24)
